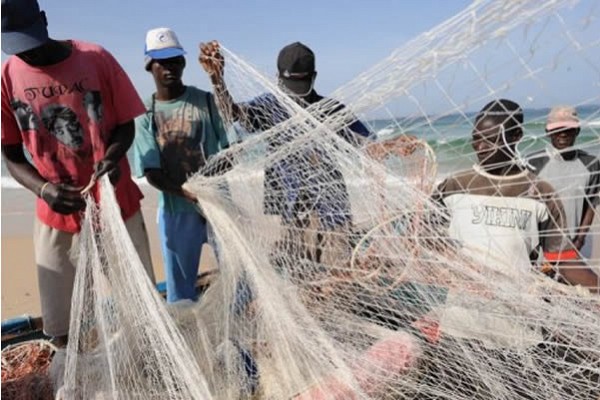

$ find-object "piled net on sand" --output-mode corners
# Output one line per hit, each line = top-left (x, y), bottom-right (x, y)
(1, 340), (56, 400)
(61, 0), (600, 399)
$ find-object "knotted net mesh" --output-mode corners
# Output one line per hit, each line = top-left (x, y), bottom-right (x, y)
(63, 0), (599, 398)
(1, 340), (56, 400)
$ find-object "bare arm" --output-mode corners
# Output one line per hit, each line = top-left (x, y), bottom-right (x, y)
(557, 262), (599, 294)
(199, 41), (249, 126)
(2, 144), (46, 196)
(144, 168), (196, 203)
(538, 188), (600, 292)
(92, 120), (136, 185)
(1, 144), (85, 214)
(572, 205), (596, 250)
(104, 121), (135, 166)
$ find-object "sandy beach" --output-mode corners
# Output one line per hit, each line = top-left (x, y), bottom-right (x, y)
(1, 184), (217, 320)
(3, 175), (600, 321)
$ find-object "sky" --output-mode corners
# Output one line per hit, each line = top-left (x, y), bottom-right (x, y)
(1, 0), (473, 100)
(1, 0), (598, 114)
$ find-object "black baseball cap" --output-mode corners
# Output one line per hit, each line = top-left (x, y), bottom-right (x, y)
(277, 42), (315, 95)
(1, 0), (49, 55)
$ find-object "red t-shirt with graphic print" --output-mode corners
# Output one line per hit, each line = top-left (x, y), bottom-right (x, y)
(1, 40), (145, 233)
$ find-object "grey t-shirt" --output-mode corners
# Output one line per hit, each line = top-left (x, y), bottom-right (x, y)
(528, 147), (600, 239)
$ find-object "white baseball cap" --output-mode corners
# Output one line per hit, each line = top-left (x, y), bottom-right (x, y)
(144, 27), (186, 70)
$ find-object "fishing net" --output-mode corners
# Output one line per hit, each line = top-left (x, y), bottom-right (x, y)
(1, 340), (56, 400)
(61, 176), (213, 399)
(62, 0), (600, 399)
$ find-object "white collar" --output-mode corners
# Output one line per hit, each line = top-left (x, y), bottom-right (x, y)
(472, 164), (529, 181)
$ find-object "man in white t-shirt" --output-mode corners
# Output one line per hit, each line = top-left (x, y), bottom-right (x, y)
(435, 99), (598, 289)
(425, 99), (600, 398)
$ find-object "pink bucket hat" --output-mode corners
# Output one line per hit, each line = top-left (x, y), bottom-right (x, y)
(546, 105), (580, 131)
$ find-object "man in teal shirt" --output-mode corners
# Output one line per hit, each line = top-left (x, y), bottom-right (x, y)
(134, 27), (229, 302)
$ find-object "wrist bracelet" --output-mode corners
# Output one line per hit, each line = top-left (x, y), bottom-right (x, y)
(39, 181), (51, 199)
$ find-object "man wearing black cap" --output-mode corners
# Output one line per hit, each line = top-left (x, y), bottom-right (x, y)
(201, 41), (370, 139)
(200, 40), (371, 263)
(1, 0), (155, 355)
(277, 42), (318, 97)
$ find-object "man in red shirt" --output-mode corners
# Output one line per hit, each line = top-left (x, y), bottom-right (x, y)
(1, 0), (155, 348)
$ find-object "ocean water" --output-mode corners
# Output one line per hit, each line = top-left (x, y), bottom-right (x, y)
(2, 105), (599, 190)
(368, 105), (600, 173)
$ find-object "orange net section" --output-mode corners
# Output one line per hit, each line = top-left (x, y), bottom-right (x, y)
(1, 340), (56, 400)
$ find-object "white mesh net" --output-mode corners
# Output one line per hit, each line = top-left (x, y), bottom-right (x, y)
(63, 0), (600, 399)
(62, 177), (213, 399)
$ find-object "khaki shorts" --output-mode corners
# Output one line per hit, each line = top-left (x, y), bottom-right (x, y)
(34, 210), (155, 337)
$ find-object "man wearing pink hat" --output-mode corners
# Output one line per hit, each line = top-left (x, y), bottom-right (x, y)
(528, 105), (600, 257)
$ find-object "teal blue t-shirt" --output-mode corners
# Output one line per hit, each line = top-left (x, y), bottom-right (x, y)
(133, 86), (229, 213)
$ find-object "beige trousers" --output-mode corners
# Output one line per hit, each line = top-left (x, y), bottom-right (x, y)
(34, 211), (155, 337)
